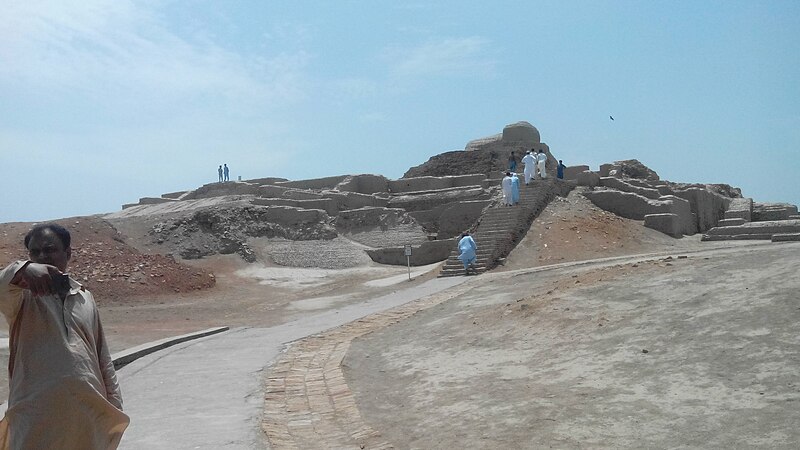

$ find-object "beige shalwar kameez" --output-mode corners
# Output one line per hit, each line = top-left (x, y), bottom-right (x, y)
(0, 261), (129, 449)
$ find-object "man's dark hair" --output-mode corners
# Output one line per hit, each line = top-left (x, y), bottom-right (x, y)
(24, 223), (71, 250)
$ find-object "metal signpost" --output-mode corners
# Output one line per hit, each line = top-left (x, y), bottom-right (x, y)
(404, 244), (412, 281)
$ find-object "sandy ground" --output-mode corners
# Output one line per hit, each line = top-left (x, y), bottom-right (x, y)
(344, 242), (800, 448)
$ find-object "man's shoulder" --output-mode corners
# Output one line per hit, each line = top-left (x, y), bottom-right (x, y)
(72, 284), (96, 303)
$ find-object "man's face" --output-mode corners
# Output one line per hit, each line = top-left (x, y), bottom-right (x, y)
(27, 229), (71, 272)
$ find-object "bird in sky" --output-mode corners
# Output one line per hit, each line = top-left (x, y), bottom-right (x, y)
(609, 115), (614, 121)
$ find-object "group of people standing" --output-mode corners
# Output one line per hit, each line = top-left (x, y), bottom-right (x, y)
(501, 171), (521, 206)
(217, 164), (230, 182)
(520, 149), (549, 184)
(502, 149), (567, 206)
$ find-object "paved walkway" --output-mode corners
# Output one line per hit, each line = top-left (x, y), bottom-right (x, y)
(116, 276), (467, 449)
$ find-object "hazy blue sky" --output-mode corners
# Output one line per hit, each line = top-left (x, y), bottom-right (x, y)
(2, 1), (798, 223)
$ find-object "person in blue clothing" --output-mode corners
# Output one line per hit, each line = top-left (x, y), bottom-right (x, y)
(510, 172), (520, 205)
(223, 164), (230, 182)
(457, 232), (477, 275)
(507, 151), (517, 172)
(557, 160), (566, 179)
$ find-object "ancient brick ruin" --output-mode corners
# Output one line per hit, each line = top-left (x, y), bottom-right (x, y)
(116, 121), (800, 276)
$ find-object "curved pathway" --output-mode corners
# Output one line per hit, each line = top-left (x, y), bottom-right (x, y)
(116, 276), (467, 449)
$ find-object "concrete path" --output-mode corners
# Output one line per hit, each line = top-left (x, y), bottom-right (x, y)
(116, 276), (467, 450)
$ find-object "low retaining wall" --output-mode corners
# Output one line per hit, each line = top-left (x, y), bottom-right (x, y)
(583, 190), (695, 235)
(563, 165), (590, 181)
(725, 198), (753, 222)
(326, 191), (389, 210)
(113, 327), (229, 369)
(703, 219), (800, 238)
(673, 187), (730, 233)
(644, 213), (681, 237)
(366, 238), (457, 266)
(334, 174), (389, 194)
(252, 198), (340, 215)
(388, 186), (489, 211)
(388, 174), (486, 194)
(576, 171), (600, 187)
(276, 175), (349, 190)
(600, 177), (661, 199)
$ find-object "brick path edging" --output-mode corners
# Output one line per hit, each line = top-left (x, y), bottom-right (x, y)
(261, 283), (475, 449)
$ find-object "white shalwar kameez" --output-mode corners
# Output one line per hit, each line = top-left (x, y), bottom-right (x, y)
(537, 152), (547, 179)
(521, 153), (536, 184)
(501, 175), (514, 206)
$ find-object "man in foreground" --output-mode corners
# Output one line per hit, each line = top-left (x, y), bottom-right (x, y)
(0, 223), (129, 449)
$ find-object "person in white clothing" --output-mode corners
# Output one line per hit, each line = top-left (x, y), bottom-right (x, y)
(501, 172), (514, 206)
(536, 150), (547, 179)
(521, 150), (536, 184)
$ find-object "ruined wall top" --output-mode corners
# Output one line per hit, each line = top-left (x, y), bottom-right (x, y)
(465, 121), (541, 151)
(502, 121), (540, 144)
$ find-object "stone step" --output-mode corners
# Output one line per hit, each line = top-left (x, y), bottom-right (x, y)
(702, 219), (800, 241)
(478, 219), (520, 224)
(439, 271), (487, 278)
(440, 266), (487, 271)
(717, 218), (747, 227)
(772, 233), (800, 242)
(701, 233), (773, 241)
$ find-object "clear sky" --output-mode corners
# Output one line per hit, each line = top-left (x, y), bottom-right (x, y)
(1, 1), (798, 223)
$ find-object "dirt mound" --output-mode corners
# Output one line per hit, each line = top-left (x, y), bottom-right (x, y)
(668, 182), (742, 199)
(499, 187), (704, 269)
(611, 159), (660, 180)
(0, 217), (215, 303)
(403, 149), (509, 178)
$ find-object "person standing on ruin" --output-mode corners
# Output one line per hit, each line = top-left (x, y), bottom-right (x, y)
(536, 150), (547, 179)
(223, 163), (230, 182)
(457, 232), (477, 275)
(522, 150), (536, 184)
(502, 172), (514, 206)
(0, 223), (129, 449)
(508, 151), (517, 172)
(511, 172), (521, 205)
(557, 160), (566, 179)
(218, 165), (223, 182)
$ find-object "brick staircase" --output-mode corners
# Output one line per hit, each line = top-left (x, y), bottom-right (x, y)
(439, 179), (571, 277)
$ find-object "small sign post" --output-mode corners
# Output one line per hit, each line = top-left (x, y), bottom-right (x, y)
(404, 244), (412, 281)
